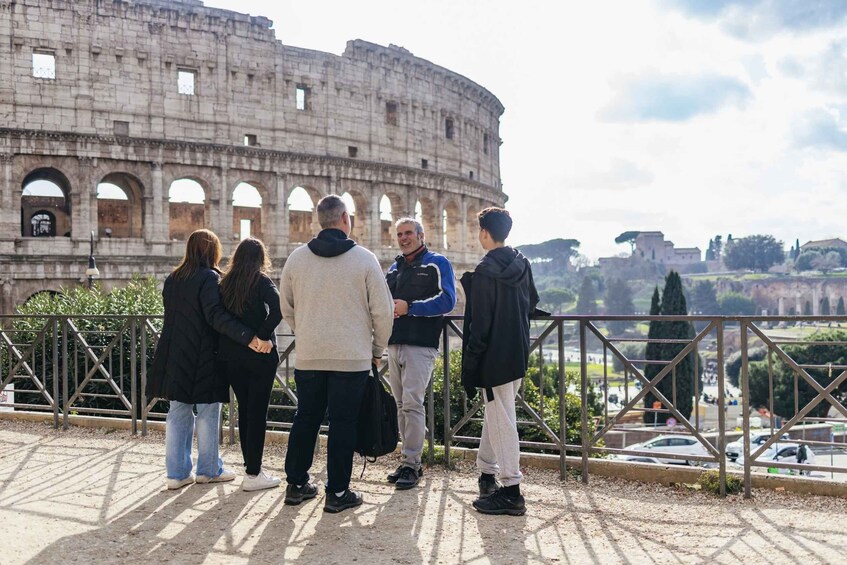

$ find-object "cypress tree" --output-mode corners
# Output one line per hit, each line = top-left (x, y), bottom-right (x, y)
(643, 272), (699, 424)
(794, 238), (801, 259)
(576, 277), (598, 315)
(804, 300), (812, 315)
(643, 286), (662, 423)
(821, 297), (831, 316)
(838, 297), (846, 316)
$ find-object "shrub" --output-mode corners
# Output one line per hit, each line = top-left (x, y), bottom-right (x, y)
(698, 470), (743, 495)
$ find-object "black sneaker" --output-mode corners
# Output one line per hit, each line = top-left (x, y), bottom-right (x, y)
(387, 464), (423, 484)
(324, 489), (363, 513)
(394, 466), (420, 490)
(472, 487), (526, 516)
(478, 475), (502, 498)
(284, 482), (318, 506)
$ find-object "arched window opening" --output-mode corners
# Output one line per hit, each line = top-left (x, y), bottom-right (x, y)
(233, 182), (263, 241)
(380, 195), (394, 247)
(96, 180), (138, 239)
(30, 211), (55, 237)
(341, 192), (367, 243)
(288, 186), (316, 244)
(414, 201), (423, 224)
(21, 170), (71, 238)
(168, 179), (206, 240)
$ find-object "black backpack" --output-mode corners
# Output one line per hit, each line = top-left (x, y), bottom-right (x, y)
(355, 364), (399, 459)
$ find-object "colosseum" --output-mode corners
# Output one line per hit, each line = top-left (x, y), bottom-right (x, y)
(0, 0), (505, 313)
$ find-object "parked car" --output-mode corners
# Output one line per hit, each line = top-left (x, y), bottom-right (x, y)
(734, 442), (816, 475)
(725, 432), (790, 462)
(613, 454), (664, 465)
(624, 434), (710, 465)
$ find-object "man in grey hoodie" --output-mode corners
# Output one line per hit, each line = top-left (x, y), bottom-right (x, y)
(281, 195), (394, 513)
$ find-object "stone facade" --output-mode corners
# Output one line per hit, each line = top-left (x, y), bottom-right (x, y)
(634, 232), (701, 265)
(0, 0), (505, 312)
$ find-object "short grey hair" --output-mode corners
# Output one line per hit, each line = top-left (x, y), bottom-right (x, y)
(317, 195), (347, 228)
(395, 217), (424, 236)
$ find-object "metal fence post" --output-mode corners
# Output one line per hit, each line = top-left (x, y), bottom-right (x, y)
(741, 321), (752, 498)
(130, 318), (137, 435)
(141, 320), (148, 437)
(61, 317), (68, 430)
(558, 320), (566, 481)
(716, 320), (726, 496)
(442, 322), (451, 467)
(579, 320), (589, 484)
(52, 317), (59, 429)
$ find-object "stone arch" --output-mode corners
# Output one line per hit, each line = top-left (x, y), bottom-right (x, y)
(97, 172), (144, 238)
(288, 185), (320, 244)
(21, 168), (72, 238)
(168, 177), (209, 240)
(341, 190), (369, 243)
(232, 181), (264, 241)
(380, 192), (405, 247)
(442, 200), (461, 251)
(416, 196), (438, 248)
(466, 201), (482, 253)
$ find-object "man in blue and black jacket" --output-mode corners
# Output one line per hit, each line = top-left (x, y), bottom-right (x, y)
(385, 217), (456, 490)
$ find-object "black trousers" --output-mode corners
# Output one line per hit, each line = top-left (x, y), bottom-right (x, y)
(284, 369), (368, 493)
(225, 356), (277, 476)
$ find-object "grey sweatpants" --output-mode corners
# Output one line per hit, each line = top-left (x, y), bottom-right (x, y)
(388, 344), (438, 468)
(477, 379), (523, 487)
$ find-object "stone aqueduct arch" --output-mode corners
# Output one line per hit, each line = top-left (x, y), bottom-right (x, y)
(0, 0), (504, 313)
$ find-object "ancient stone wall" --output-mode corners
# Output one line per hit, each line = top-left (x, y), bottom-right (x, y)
(0, 0), (504, 312)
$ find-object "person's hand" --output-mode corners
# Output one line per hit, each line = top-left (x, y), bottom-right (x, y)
(393, 299), (409, 318)
(249, 336), (273, 354)
(372, 356), (382, 369)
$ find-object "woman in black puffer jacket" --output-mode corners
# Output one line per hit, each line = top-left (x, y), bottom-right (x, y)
(146, 229), (271, 490)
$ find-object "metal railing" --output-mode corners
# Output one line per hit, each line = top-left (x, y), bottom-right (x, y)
(3, 314), (847, 498)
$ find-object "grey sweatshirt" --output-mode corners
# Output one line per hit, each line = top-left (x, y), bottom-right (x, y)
(281, 233), (394, 372)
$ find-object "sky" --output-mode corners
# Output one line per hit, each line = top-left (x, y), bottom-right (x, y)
(196, 0), (847, 260)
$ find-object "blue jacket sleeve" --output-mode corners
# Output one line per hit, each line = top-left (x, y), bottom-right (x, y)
(408, 254), (456, 317)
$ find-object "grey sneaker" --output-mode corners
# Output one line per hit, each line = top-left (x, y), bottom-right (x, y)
(284, 482), (319, 505)
(324, 489), (363, 513)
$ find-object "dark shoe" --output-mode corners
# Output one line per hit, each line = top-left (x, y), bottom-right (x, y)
(472, 487), (526, 516)
(324, 489), (363, 513)
(478, 474), (502, 498)
(394, 466), (420, 490)
(284, 482), (318, 506)
(387, 464), (423, 484)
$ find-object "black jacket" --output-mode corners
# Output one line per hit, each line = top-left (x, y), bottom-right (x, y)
(217, 274), (282, 364)
(386, 246), (456, 348)
(460, 247), (540, 397)
(146, 266), (254, 404)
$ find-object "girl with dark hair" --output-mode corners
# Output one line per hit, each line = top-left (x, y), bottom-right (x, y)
(219, 237), (283, 491)
(147, 229), (272, 491)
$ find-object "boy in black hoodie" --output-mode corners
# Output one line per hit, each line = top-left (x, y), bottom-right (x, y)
(461, 207), (539, 516)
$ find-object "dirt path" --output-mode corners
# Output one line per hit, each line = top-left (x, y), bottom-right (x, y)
(1, 419), (845, 564)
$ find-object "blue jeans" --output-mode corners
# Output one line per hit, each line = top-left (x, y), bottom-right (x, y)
(165, 400), (224, 480)
(284, 369), (368, 493)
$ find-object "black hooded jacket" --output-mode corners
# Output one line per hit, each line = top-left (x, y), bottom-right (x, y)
(307, 228), (357, 257)
(146, 266), (255, 404)
(460, 247), (540, 396)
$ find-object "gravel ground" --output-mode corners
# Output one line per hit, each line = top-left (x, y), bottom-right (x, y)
(1, 418), (846, 564)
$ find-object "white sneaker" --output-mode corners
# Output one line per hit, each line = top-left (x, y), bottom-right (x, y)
(196, 468), (237, 484)
(167, 474), (195, 490)
(242, 470), (282, 492)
